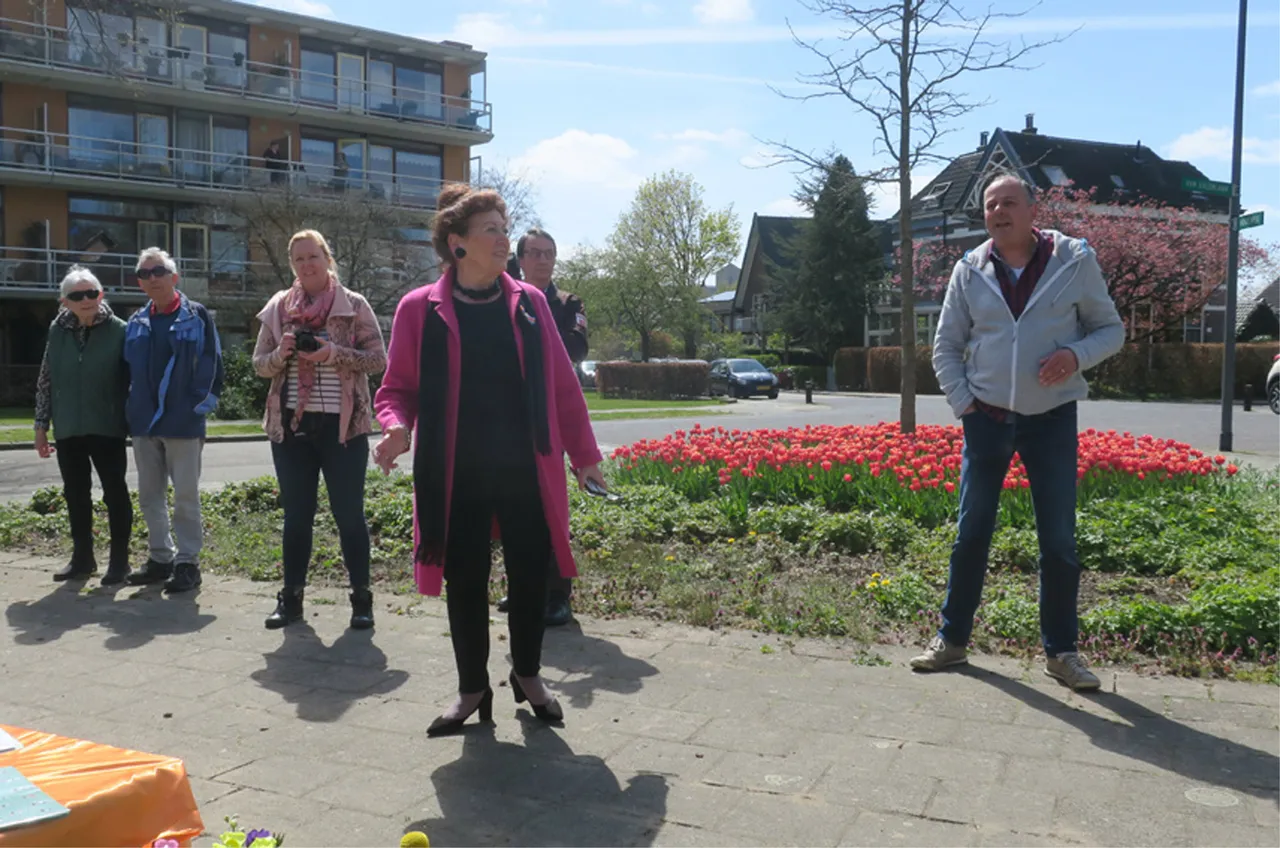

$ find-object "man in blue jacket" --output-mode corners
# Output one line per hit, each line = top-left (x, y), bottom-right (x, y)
(123, 247), (224, 593)
(912, 172), (1124, 691)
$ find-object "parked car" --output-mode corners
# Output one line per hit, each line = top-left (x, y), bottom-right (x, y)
(709, 358), (779, 399)
(1267, 353), (1280, 415)
(577, 360), (598, 389)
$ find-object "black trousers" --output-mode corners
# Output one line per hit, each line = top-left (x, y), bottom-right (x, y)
(54, 435), (132, 563)
(271, 410), (371, 589)
(445, 467), (552, 694)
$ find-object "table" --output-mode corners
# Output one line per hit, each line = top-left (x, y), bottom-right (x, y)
(0, 725), (203, 848)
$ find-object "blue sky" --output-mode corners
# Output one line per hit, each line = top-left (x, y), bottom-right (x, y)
(256, 0), (1280, 269)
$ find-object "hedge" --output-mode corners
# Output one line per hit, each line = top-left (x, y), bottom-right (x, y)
(596, 361), (710, 400)
(832, 342), (1279, 399)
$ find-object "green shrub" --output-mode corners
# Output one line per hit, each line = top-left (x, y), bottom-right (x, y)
(215, 348), (269, 421)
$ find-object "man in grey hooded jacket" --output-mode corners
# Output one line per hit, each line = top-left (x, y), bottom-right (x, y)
(911, 171), (1124, 691)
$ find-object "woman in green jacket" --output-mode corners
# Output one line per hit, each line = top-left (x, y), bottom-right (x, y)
(33, 266), (134, 585)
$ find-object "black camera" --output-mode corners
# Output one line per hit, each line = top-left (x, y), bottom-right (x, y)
(294, 329), (320, 353)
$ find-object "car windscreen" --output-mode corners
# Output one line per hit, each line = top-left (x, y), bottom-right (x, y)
(730, 360), (767, 373)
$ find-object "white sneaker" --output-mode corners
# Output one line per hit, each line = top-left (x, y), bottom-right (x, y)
(910, 636), (968, 671)
(1045, 652), (1101, 691)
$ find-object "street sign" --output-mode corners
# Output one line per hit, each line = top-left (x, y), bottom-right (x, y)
(1181, 177), (1232, 196)
(1238, 211), (1265, 230)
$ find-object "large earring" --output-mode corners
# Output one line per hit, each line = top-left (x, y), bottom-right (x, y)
(453, 246), (467, 259)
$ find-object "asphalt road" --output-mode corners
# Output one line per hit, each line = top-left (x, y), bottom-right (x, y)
(0, 393), (1275, 502)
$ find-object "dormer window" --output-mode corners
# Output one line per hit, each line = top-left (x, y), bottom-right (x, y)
(920, 181), (951, 208)
(1041, 164), (1070, 186)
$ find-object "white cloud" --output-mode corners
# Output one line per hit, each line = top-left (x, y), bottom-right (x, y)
(655, 128), (749, 145)
(1254, 79), (1280, 97)
(762, 196), (807, 216)
(247, 0), (335, 17)
(738, 147), (785, 168)
(1166, 126), (1280, 165)
(447, 12), (523, 46)
(422, 11), (1276, 49)
(511, 130), (642, 191)
(693, 0), (754, 25)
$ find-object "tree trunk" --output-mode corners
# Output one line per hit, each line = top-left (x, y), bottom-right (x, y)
(683, 329), (698, 360)
(897, 0), (917, 434)
(640, 331), (651, 362)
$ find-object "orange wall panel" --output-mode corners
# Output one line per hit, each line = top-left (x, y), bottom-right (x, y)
(3, 187), (68, 248)
(1, 84), (67, 135)
(442, 146), (469, 184)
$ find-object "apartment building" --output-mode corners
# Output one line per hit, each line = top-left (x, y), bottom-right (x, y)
(0, 0), (492, 399)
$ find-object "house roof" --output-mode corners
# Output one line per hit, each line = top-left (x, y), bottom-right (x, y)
(1256, 279), (1280, 312)
(903, 125), (1231, 222)
(1237, 278), (1280, 334)
(734, 214), (811, 311)
(701, 290), (737, 304)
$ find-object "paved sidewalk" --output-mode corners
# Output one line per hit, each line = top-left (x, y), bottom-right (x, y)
(1, 550), (1276, 847)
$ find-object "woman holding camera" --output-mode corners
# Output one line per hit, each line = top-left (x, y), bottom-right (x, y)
(374, 183), (606, 736)
(253, 229), (387, 630)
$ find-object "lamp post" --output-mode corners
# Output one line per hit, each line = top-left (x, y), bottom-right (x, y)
(1219, 0), (1248, 453)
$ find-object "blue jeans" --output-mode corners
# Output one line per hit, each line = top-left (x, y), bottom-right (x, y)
(939, 401), (1080, 657)
(271, 410), (371, 589)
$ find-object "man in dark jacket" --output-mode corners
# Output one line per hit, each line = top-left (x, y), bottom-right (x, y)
(123, 247), (224, 594)
(496, 227), (588, 626)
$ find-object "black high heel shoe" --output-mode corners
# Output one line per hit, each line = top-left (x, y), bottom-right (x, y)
(427, 688), (494, 737)
(509, 671), (564, 723)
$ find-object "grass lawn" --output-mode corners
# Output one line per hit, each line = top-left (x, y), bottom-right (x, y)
(0, 421), (266, 444)
(593, 410), (729, 422)
(584, 394), (721, 411)
(0, 408), (33, 427)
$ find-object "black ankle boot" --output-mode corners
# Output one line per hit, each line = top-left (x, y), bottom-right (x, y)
(265, 587), (304, 629)
(54, 547), (96, 582)
(349, 587), (374, 630)
(102, 544), (131, 586)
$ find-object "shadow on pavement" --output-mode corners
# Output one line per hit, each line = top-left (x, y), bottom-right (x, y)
(540, 624), (660, 709)
(4, 581), (216, 649)
(251, 622), (410, 722)
(405, 716), (669, 847)
(967, 666), (1279, 798)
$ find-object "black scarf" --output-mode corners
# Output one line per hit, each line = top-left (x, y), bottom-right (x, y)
(413, 283), (551, 563)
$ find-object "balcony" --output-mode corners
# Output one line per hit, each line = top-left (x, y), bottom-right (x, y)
(0, 16), (492, 144)
(0, 246), (431, 305)
(0, 126), (443, 210)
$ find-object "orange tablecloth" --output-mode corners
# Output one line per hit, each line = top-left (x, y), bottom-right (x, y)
(0, 725), (203, 848)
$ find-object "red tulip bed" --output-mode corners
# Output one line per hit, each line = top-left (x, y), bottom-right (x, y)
(565, 422), (1278, 679)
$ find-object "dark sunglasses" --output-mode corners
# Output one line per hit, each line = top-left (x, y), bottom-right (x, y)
(136, 267), (171, 280)
(65, 289), (101, 302)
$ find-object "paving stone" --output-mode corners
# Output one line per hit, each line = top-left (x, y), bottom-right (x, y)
(195, 786), (336, 842)
(857, 712), (963, 746)
(949, 720), (1066, 760)
(893, 742), (1006, 784)
(1167, 697), (1280, 729)
(651, 780), (742, 830)
(646, 822), (770, 847)
(701, 750), (830, 796)
(309, 766), (435, 816)
(1001, 757), (1123, 805)
(1052, 797), (1199, 847)
(925, 781), (1056, 832)
(572, 699), (710, 743)
(605, 737), (725, 782)
(976, 828), (1082, 846)
(717, 791), (858, 847)
(216, 755), (353, 798)
(690, 716), (817, 757)
(816, 764), (937, 816)
(1186, 819), (1280, 848)
(838, 811), (980, 847)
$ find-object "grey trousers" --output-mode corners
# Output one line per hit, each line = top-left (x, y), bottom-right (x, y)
(132, 436), (204, 565)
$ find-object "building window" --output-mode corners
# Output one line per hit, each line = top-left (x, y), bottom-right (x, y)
(211, 119), (248, 186)
(395, 149), (442, 204)
(68, 107), (136, 169)
(300, 136), (336, 183)
(1041, 164), (1070, 187)
(301, 49), (336, 103)
(395, 65), (442, 119)
(369, 61), (396, 114)
(208, 32), (248, 88)
(210, 228), (247, 274)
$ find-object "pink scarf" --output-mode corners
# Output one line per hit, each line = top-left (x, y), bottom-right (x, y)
(283, 275), (336, 427)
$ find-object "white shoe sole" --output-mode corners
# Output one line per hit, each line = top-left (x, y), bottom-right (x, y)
(1044, 667), (1101, 691)
(910, 655), (968, 672)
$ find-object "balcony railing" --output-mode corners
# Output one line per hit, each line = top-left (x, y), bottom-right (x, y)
(0, 246), (432, 303)
(0, 125), (443, 209)
(0, 16), (491, 134)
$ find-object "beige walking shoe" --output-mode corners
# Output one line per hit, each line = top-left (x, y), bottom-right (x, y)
(1045, 652), (1101, 691)
(910, 636), (968, 671)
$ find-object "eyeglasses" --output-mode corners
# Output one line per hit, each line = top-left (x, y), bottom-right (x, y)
(524, 249), (556, 260)
(65, 289), (101, 302)
(136, 267), (171, 280)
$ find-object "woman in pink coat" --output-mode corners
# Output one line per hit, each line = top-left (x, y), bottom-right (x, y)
(373, 183), (606, 736)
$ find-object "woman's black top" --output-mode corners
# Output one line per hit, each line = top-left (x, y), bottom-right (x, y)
(453, 297), (536, 480)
